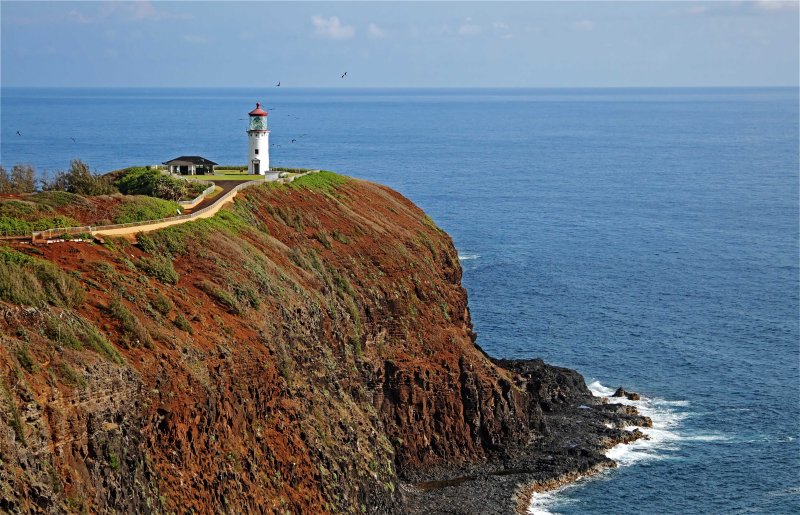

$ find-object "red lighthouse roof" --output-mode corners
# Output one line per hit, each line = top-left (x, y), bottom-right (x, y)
(249, 102), (268, 116)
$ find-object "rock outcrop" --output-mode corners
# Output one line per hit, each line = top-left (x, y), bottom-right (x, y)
(0, 173), (649, 514)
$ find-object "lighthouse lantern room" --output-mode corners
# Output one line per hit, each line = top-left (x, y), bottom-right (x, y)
(247, 102), (269, 175)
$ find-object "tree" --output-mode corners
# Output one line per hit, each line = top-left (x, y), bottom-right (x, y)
(42, 160), (117, 195)
(0, 164), (37, 194)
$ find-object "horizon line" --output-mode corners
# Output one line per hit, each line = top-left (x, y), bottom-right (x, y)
(2, 85), (798, 90)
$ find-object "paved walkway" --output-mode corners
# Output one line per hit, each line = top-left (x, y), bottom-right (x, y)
(32, 171), (318, 242)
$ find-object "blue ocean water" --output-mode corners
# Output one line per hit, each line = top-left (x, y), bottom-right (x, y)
(2, 87), (798, 513)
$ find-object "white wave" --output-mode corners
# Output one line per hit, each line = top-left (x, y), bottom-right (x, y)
(457, 253), (480, 261)
(529, 380), (694, 514)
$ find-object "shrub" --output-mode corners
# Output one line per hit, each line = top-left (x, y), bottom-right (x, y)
(198, 280), (242, 314)
(113, 196), (180, 224)
(0, 247), (85, 307)
(115, 168), (205, 201)
(15, 345), (37, 373)
(108, 296), (153, 349)
(57, 363), (87, 388)
(331, 230), (349, 244)
(288, 171), (348, 193)
(137, 256), (179, 285)
(42, 160), (117, 195)
(174, 313), (193, 334)
(314, 230), (332, 249)
(137, 210), (248, 257)
(151, 292), (173, 315)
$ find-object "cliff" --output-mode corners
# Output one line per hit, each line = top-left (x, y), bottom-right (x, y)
(0, 173), (649, 514)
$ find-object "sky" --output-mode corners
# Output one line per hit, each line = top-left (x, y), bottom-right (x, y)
(1, 1), (798, 88)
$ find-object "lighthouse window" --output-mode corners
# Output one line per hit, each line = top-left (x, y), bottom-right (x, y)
(255, 149), (259, 155)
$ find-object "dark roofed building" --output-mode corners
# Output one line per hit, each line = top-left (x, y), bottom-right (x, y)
(163, 156), (218, 175)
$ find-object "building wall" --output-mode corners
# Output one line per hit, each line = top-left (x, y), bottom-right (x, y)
(248, 130), (270, 175)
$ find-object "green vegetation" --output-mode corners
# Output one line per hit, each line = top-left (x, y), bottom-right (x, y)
(113, 196), (180, 224)
(28, 191), (87, 208)
(15, 344), (37, 373)
(108, 296), (153, 349)
(136, 256), (179, 285)
(198, 280), (241, 314)
(331, 230), (349, 244)
(272, 166), (312, 174)
(1, 380), (26, 446)
(0, 215), (82, 236)
(115, 167), (206, 201)
(0, 247), (85, 307)
(42, 160), (116, 195)
(137, 210), (249, 257)
(57, 363), (87, 388)
(288, 171), (349, 194)
(193, 174), (261, 181)
(0, 165), (36, 194)
(174, 313), (193, 334)
(42, 312), (124, 363)
(150, 292), (173, 315)
(0, 196), (85, 236)
(213, 165), (247, 171)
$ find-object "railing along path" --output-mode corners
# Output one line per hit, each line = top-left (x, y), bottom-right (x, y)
(30, 170), (319, 242)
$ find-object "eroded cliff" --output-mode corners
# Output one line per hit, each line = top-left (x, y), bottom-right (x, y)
(0, 173), (649, 514)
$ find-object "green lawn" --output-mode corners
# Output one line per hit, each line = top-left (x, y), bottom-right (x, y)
(188, 174), (264, 182)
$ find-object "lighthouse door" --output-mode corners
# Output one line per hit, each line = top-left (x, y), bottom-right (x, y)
(253, 160), (260, 174)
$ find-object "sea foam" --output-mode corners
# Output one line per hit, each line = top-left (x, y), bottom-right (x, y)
(529, 380), (695, 513)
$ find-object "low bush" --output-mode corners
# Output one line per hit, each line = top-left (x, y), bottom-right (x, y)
(108, 296), (153, 349)
(137, 210), (248, 257)
(151, 292), (173, 315)
(0, 247), (85, 307)
(288, 171), (348, 194)
(115, 168), (205, 201)
(174, 313), (193, 334)
(113, 196), (180, 224)
(41, 311), (123, 363)
(198, 280), (242, 315)
(137, 256), (179, 285)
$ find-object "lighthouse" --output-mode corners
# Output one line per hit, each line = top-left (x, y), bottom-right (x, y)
(247, 102), (269, 175)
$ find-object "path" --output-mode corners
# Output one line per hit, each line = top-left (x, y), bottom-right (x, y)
(31, 171), (319, 242)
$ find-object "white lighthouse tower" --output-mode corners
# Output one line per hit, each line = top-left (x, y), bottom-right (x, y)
(247, 102), (269, 175)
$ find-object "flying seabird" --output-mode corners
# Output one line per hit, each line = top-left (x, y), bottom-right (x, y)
(275, 82), (280, 87)
(341, 71), (347, 79)
(16, 131), (21, 136)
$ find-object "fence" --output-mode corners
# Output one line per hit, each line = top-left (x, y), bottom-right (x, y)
(31, 180), (264, 242)
(178, 182), (216, 208)
(28, 170), (320, 242)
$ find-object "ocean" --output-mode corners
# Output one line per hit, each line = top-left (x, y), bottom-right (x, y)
(2, 87), (798, 513)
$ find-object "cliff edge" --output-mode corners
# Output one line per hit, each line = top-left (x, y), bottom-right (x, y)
(0, 173), (649, 514)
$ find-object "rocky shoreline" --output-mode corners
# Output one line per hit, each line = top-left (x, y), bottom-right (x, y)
(401, 358), (652, 514)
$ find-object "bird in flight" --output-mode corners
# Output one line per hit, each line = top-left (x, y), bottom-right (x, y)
(275, 82), (280, 87)
(16, 131), (21, 136)
(341, 71), (347, 79)
(291, 139), (296, 143)
(70, 137), (76, 143)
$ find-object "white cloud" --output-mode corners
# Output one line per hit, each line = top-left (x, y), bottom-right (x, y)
(311, 15), (355, 40)
(755, 1), (799, 10)
(368, 23), (385, 39)
(570, 20), (595, 32)
(458, 18), (482, 36)
(66, 1), (189, 24)
(493, 21), (510, 31)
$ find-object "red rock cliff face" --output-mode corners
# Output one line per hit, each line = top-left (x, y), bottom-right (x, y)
(0, 176), (544, 513)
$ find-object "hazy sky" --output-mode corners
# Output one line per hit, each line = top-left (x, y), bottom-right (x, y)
(2, 1), (798, 88)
